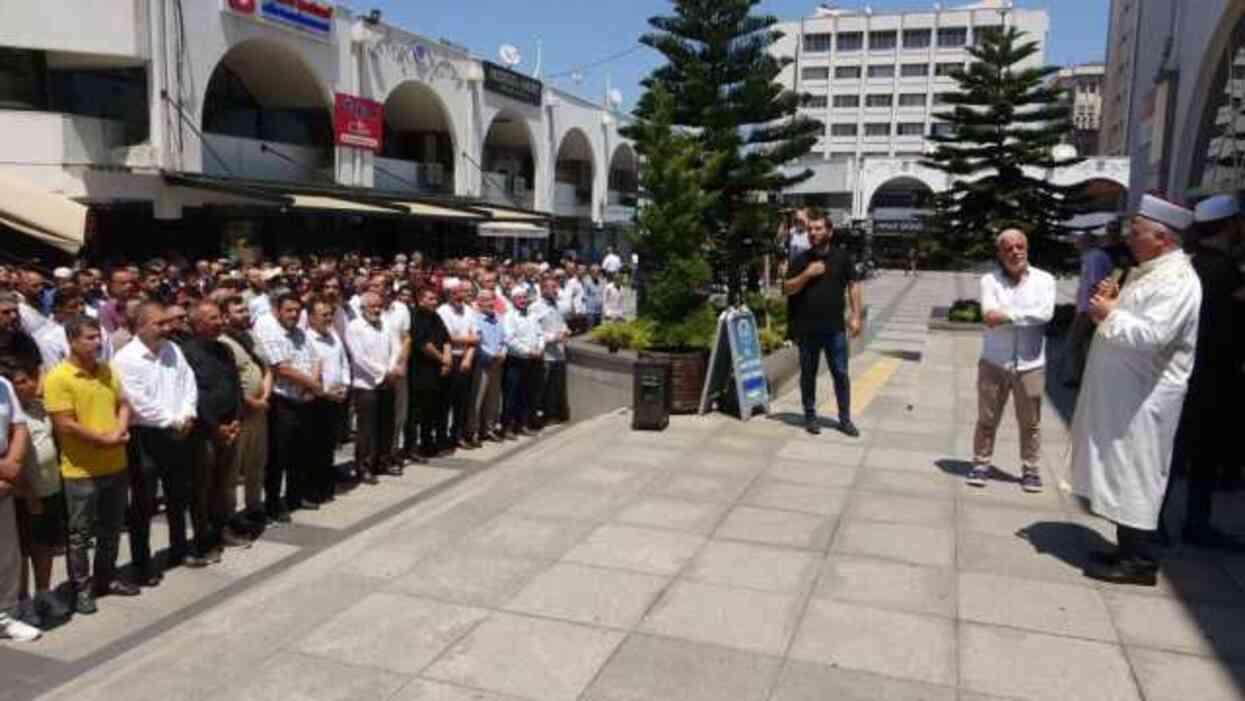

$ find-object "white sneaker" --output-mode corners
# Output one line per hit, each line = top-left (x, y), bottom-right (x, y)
(0, 612), (43, 642)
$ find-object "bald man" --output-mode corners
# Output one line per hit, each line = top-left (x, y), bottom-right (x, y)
(968, 229), (1055, 493)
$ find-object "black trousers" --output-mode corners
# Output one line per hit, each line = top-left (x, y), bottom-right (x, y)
(1161, 385), (1233, 536)
(503, 357), (543, 430)
(539, 360), (569, 423)
(267, 396), (313, 513)
(412, 378), (448, 455)
(129, 426), (192, 566)
(1117, 524), (1159, 567)
(307, 398), (342, 499)
(353, 386), (394, 474)
(190, 430), (237, 556)
(447, 356), (472, 442)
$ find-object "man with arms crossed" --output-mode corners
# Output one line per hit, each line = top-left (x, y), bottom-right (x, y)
(783, 209), (863, 436)
(968, 229), (1056, 492)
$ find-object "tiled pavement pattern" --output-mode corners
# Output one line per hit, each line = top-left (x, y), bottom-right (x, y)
(18, 271), (1245, 701)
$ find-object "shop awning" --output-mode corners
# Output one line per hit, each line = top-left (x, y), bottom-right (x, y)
(0, 171), (88, 254)
(477, 221), (549, 239)
(287, 194), (405, 214)
(393, 201), (488, 221)
(477, 206), (551, 222)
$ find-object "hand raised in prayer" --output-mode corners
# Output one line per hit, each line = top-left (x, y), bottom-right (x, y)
(1088, 292), (1117, 323)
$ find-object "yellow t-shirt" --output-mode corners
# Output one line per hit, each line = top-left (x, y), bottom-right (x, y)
(42, 361), (127, 480)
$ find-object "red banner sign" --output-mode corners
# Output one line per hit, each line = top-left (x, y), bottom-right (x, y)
(334, 93), (384, 152)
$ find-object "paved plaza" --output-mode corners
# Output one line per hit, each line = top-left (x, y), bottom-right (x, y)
(9, 271), (1245, 701)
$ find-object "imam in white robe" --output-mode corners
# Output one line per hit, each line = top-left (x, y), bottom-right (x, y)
(1070, 249), (1201, 530)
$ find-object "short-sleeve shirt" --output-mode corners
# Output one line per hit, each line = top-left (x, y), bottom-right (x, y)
(43, 361), (127, 480)
(20, 399), (61, 498)
(0, 376), (28, 457)
(411, 310), (450, 391)
(786, 245), (861, 338)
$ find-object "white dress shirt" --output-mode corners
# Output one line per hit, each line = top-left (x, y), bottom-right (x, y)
(603, 282), (624, 321)
(19, 299), (49, 336)
(308, 327), (350, 394)
(437, 303), (478, 357)
(383, 301), (411, 358)
(979, 266), (1056, 372)
(504, 306), (545, 358)
(602, 253), (622, 275)
(113, 337), (198, 429)
(35, 322), (70, 370)
(253, 314), (319, 401)
(345, 317), (395, 390)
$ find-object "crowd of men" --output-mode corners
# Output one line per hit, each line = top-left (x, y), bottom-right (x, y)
(0, 249), (631, 641)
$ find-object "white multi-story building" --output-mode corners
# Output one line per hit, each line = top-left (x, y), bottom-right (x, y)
(771, 1), (1051, 222)
(1052, 63), (1105, 157)
(0, 1), (638, 261)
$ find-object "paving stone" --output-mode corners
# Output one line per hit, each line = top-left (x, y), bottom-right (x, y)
(611, 495), (728, 534)
(639, 580), (799, 655)
(644, 470), (755, 503)
(685, 540), (820, 594)
(296, 592), (489, 675)
(581, 634), (781, 701)
(609, 446), (688, 469)
(846, 492), (955, 527)
(503, 562), (668, 629)
(790, 599), (956, 685)
(957, 477), (1065, 510)
(765, 460), (859, 488)
(958, 572), (1116, 641)
(715, 505), (836, 551)
(206, 651), (410, 701)
(958, 502), (1069, 538)
(508, 487), (624, 522)
(459, 514), (596, 560)
(740, 479), (849, 516)
(424, 613), (625, 701)
(702, 434), (787, 456)
(959, 622), (1141, 701)
(816, 555), (955, 618)
(1103, 591), (1245, 659)
(563, 524), (705, 575)
(1127, 646), (1245, 701)
(855, 468), (956, 498)
(957, 530), (1091, 585)
(776, 441), (866, 466)
(769, 660), (958, 701)
(387, 551), (551, 607)
(833, 521), (954, 567)
(391, 679), (528, 700)
(561, 464), (658, 494)
(347, 529), (454, 579)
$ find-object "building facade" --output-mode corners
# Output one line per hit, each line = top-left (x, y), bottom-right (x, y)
(771, 0), (1050, 222)
(1053, 64), (1105, 157)
(1117, 0), (1245, 205)
(0, 1), (638, 261)
(1099, 0), (1140, 156)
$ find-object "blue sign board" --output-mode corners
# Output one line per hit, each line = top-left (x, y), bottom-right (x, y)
(699, 307), (770, 420)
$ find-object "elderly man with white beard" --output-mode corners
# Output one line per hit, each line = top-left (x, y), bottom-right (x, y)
(1071, 194), (1202, 587)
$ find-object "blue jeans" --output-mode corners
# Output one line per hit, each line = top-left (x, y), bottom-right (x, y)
(798, 331), (851, 422)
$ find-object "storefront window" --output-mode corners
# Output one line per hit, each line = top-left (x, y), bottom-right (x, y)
(0, 48), (49, 110)
(203, 64), (331, 149)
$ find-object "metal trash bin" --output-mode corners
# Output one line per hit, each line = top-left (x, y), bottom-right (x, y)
(632, 360), (672, 431)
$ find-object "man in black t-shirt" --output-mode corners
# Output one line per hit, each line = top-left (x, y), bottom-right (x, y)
(783, 210), (863, 436)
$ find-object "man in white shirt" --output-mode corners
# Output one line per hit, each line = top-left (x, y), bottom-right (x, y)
(306, 298), (351, 500)
(0, 371), (39, 641)
(114, 301), (201, 569)
(601, 247), (622, 276)
(532, 277), (571, 426)
(969, 229), (1056, 492)
(34, 289), (84, 370)
(438, 282), (479, 448)
(346, 292), (398, 483)
(502, 287), (544, 437)
(379, 278), (412, 464)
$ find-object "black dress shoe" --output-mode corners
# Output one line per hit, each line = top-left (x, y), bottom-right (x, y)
(407, 454), (429, 464)
(140, 563), (164, 586)
(1088, 550), (1119, 566)
(805, 418), (821, 435)
(1083, 557), (1158, 586)
(96, 579), (141, 597)
(838, 420), (860, 438)
(75, 588), (97, 615)
(382, 465), (404, 476)
(183, 553), (211, 569)
(295, 499), (321, 511)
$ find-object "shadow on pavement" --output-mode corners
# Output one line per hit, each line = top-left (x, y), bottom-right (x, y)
(935, 458), (1021, 484)
(1016, 521), (1114, 572)
(765, 412), (849, 432)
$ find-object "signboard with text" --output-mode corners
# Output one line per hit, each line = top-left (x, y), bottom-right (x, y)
(698, 307), (770, 420)
(483, 61), (543, 107)
(224, 0), (335, 42)
(334, 93), (384, 151)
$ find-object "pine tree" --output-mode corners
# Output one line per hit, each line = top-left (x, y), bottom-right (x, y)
(921, 26), (1084, 269)
(625, 0), (822, 305)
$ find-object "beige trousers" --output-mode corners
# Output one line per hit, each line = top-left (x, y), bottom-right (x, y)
(974, 359), (1043, 467)
(227, 408), (268, 514)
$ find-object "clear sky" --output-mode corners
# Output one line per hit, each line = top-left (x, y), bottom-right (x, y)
(370, 0), (1109, 110)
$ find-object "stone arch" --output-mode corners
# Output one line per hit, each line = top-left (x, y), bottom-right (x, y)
(201, 38), (334, 178)
(553, 127), (596, 215)
(481, 109), (538, 209)
(863, 173), (938, 214)
(379, 80), (458, 194)
(1184, 4), (1245, 193)
(1073, 177), (1128, 213)
(608, 142), (639, 193)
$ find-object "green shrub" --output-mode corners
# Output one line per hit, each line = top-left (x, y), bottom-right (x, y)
(948, 299), (983, 323)
(589, 319), (656, 352)
(759, 327), (787, 355)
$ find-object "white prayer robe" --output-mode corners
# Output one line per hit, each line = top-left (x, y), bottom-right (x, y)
(1070, 249), (1201, 530)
